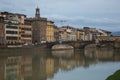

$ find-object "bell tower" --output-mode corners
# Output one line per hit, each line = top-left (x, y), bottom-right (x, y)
(35, 6), (40, 19)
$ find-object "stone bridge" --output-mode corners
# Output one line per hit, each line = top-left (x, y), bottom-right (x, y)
(41, 41), (95, 49)
(39, 36), (120, 49)
(96, 36), (120, 48)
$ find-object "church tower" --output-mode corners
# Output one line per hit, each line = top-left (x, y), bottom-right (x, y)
(35, 7), (40, 19)
(32, 1), (47, 44)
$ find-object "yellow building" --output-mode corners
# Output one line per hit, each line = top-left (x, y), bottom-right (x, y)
(76, 29), (83, 41)
(46, 21), (55, 42)
(46, 58), (55, 78)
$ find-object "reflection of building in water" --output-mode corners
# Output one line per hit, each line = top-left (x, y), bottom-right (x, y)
(22, 56), (32, 80)
(84, 47), (96, 58)
(84, 47), (115, 68)
(114, 49), (120, 61)
(5, 56), (23, 80)
(0, 48), (119, 80)
(84, 47), (97, 68)
(95, 48), (114, 60)
(52, 49), (77, 71)
(0, 57), (6, 80)
(85, 47), (114, 60)
(59, 59), (76, 71)
(52, 49), (86, 71)
(0, 64), (5, 80)
(46, 58), (55, 78)
(74, 49), (85, 67)
(52, 49), (74, 58)
(32, 55), (47, 80)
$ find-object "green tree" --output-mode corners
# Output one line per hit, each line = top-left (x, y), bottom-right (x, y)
(106, 70), (120, 80)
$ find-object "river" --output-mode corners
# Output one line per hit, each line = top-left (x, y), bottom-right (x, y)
(0, 47), (120, 80)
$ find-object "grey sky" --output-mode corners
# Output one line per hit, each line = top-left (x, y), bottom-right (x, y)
(0, 0), (120, 31)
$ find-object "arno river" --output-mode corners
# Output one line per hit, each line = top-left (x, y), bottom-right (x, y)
(0, 47), (120, 80)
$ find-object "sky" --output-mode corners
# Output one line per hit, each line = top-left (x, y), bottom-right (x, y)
(0, 0), (120, 32)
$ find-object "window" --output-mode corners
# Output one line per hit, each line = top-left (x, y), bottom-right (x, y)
(6, 31), (18, 34)
(6, 36), (18, 40)
(6, 26), (18, 29)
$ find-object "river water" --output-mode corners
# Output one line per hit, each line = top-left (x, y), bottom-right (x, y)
(0, 47), (120, 80)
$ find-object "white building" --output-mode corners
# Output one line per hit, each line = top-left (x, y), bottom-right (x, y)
(4, 19), (19, 45)
(97, 29), (112, 36)
(59, 26), (77, 41)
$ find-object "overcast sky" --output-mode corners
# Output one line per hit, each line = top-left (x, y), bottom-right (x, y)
(0, 0), (120, 31)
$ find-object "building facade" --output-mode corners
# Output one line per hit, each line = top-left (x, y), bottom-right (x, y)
(54, 26), (59, 42)
(83, 27), (98, 41)
(4, 19), (19, 45)
(20, 20), (32, 45)
(32, 7), (47, 44)
(76, 29), (84, 41)
(0, 17), (5, 45)
(59, 28), (68, 41)
(0, 12), (26, 24)
(59, 26), (77, 41)
(46, 21), (55, 42)
(0, 12), (29, 45)
(97, 29), (112, 36)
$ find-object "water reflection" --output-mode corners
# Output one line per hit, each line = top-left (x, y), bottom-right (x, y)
(52, 49), (74, 58)
(85, 47), (120, 61)
(0, 47), (120, 80)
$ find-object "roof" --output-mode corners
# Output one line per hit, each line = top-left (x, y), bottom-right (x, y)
(47, 20), (54, 23)
(0, 11), (26, 17)
(99, 29), (111, 33)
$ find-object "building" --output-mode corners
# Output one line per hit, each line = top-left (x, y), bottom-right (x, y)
(0, 12), (28, 45)
(20, 20), (32, 45)
(97, 29), (112, 36)
(76, 29), (84, 41)
(0, 12), (26, 24)
(59, 26), (77, 41)
(90, 28), (98, 41)
(83, 27), (98, 41)
(46, 21), (55, 42)
(59, 27), (68, 41)
(32, 7), (47, 44)
(0, 17), (5, 45)
(83, 27), (91, 41)
(54, 26), (59, 42)
(68, 27), (77, 41)
(4, 19), (20, 45)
